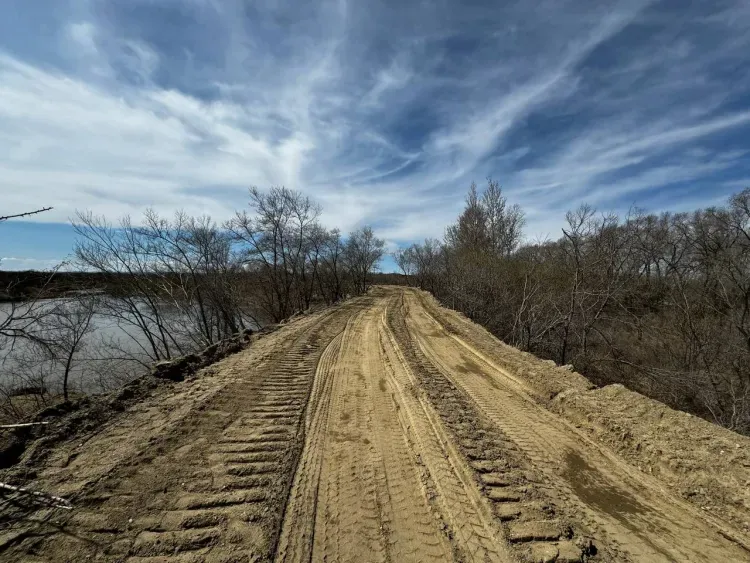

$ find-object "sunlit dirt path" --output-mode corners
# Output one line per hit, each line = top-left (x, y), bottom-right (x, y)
(2, 287), (748, 562)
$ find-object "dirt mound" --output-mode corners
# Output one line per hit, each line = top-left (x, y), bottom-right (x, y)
(0, 326), (268, 477)
(3, 287), (749, 562)
(415, 287), (750, 546)
(554, 384), (750, 536)
(414, 289), (594, 399)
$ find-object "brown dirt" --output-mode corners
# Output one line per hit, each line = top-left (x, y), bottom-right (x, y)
(0, 325), (266, 472)
(1, 287), (749, 562)
(415, 288), (750, 544)
(553, 384), (750, 536)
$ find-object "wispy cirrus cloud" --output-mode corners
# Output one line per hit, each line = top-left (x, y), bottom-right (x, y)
(0, 0), (749, 263)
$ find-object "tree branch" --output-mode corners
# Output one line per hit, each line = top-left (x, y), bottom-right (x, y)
(0, 207), (53, 222)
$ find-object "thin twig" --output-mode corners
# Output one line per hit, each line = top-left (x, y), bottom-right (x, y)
(0, 207), (53, 222)
(0, 482), (72, 509)
(0, 422), (50, 429)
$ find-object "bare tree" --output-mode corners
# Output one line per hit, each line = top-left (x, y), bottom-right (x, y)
(445, 182), (489, 253)
(0, 296), (97, 417)
(45, 297), (97, 401)
(426, 182), (750, 434)
(344, 227), (385, 295)
(0, 194), (391, 424)
(73, 212), (182, 362)
(394, 246), (416, 282)
(395, 239), (445, 293)
(73, 209), (252, 366)
(482, 179), (525, 256)
(0, 207), (56, 350)
(319, 229), (346, 304)
(228, 187), (322, 321)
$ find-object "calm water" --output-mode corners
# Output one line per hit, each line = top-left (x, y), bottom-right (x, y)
(0, 299), (257, 395)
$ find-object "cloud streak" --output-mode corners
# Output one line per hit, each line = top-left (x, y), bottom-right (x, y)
(0, 0), (749, 259)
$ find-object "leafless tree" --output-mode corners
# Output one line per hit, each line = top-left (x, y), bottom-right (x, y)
(1, 207), (57, 350)
(228, 187), (322, 321)
(44, 297), (97, 401)
(73, 212), (183, 361)
(318, 228), (347, 304)
(445, 182), (489, 253)
(482, 179), (525, 256)
(227, 187), (381, 313)
(412, 180), (750, 434)
(73, 209), (254, 365)
(1, 195), (391, 424)
(344, 227), (385, 295)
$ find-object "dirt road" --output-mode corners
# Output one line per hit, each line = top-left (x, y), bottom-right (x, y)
(2, 287), (749, 562)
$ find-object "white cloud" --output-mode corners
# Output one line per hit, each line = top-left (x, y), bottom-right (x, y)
(0, 54), (292, 221)
(508, 110), (750, 212)
(1, 0), (750, 257)
(67, 22), (97, 55)
(362, 58), (414, 109)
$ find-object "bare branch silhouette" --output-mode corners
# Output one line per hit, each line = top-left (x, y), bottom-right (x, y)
(0, 207), (53, 222)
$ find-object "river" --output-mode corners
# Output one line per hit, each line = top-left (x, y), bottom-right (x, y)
(0, 298), (259, 396)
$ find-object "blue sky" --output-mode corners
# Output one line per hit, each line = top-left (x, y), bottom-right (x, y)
(1, 0), (749, 271)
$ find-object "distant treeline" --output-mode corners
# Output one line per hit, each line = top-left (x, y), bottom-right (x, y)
(0, 270), (407, 303)
(0, 271), (120, 302)
(397, 180), (750, 435)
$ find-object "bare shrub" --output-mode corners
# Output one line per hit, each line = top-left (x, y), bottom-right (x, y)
(404, 182), (750, 435)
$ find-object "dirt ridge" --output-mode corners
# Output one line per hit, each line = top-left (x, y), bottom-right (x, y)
(0, 324), (274, 475)
(1, 287), (748, 562)
(415, 289), (750, 539)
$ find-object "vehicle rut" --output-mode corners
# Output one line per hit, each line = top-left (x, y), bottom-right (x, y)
(403, 290), (750, 562)
(2, 287), (749, 563)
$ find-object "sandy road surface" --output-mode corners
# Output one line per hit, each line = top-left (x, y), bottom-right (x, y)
(1, 287), (749, 562)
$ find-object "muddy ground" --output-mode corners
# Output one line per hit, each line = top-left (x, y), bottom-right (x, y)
(1, 286), (749, 562)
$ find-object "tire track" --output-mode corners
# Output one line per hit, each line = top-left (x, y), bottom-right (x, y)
(116, 330), (333, 562)
(280, 302), (455, 563)
(119, 304), (365, 563)
(275, 330), (344, 563)
(363, 305), (453, 563)
(1, 301), (365, 563)
(311, 310), (388, 563)
(385, 294), (590, 563)
(378, 300), (512, 562)
(405, 290), (750, 562)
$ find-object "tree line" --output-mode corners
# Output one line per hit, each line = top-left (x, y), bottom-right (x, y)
(1, 188), (384, 419)
(397, 180), (750, 435)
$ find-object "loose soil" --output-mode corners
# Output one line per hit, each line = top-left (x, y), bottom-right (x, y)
(1, 287), (749, 562)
